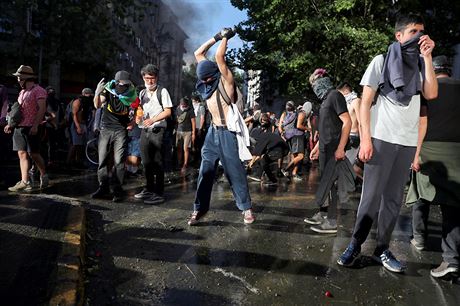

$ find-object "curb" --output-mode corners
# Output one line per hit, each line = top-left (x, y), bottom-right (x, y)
(49, 205), (86, 306)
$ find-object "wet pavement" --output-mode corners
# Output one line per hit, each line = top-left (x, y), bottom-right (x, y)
(0, 162), (459, 305)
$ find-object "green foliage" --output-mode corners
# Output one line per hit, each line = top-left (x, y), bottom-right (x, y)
(231, 0), (460, 96)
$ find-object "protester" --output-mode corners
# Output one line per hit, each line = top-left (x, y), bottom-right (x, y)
(175, 97), (196, 174)
(134, 64), (173, 204)
(92, 71), (138, 202)
(405, 55), (460, 278)
(188, 27), (255, 225)
(67, 88), (94, 168)
(279, 101), (308, 181)
(337, 13), (438, 273)
(304, 69), (352, 234)
(5, 65), (49, 191)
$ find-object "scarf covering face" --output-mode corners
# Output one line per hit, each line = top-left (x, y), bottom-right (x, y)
(104, 80), (139, 107)
(312, 77), (334, 101)
(195, 60), (221, 100)
(378, 31), (425, 106)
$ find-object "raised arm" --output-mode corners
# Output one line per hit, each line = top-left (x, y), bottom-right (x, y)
(419, 35), (437, 100)
(194, 38), (217, 63)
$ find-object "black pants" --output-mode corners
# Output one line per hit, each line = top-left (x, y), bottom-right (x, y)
(254, 149), (283, 182)
(140, 128), (164, 195)
(318, 142), (339, 219)
(412, 199), (430, 242)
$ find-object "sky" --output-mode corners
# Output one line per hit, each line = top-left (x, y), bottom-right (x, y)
(163, 0), (248, 64)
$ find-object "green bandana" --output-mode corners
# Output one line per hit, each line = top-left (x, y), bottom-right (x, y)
(104, 80), (138, 106)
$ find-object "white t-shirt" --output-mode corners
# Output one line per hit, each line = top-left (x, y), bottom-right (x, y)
(141, 87), (173, 128)
(360, 54), (422, 146)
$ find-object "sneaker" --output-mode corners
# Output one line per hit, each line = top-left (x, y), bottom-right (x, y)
(310, 218), (337, 234)
(373, 250), (406, 273)
(430, 262), (459, 278)
(281, 169), (290, 178)
(292, 174), (302, 182)
(247, 175), (262, 182)
(91, 187), (110, 199)
(8, 181), (31, 192)
(134, 188), (154, 199)
(40, 174), (49, 189)
(243, 209), (256, 224)
(304, 211), (327, 225)
(144, 193), (165, 205)
(337, 243), (361, 267)
(188, 210), (207, 226)
(410, 238), (425, 251)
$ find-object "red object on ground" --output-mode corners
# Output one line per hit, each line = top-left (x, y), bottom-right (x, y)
(325, 291), (333, 297)
(95, 251), (102, 257)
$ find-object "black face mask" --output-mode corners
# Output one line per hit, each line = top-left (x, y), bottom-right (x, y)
(286, 106), (294, 112)
(115, 84), (129, 94)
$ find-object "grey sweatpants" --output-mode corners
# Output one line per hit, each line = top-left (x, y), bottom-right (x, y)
(351, 138), (415, 255)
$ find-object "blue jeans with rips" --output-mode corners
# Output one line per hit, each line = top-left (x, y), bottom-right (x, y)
(193, 126), (252, 212)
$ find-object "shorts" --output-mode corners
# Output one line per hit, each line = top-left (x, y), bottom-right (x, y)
(12, 126), (42, 153)
(176, 131), (192, 149)
(127, 137), (141, 157)
(288, 135), (305, 154)
(70, 123), (87, 145)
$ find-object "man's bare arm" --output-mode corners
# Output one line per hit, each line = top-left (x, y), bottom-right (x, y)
(194, 38), (217, 62)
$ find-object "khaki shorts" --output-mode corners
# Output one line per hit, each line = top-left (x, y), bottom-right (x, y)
(176, 131), (192, 149)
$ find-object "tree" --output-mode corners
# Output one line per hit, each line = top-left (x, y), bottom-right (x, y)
(231, 0), (460, 96)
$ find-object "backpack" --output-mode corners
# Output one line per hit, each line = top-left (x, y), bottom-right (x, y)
(139, 86), (175, 130)
(7, 101), (22, 128)
(217, 80), (244, 113)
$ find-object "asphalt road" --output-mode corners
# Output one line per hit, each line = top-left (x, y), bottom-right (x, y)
(1, 162), (458, 305)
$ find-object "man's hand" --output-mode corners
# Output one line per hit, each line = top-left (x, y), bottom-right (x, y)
(192, 133), (196, 144)
(213, 31), (223, 42)
(310, 148), (319, 161)
(411, 155), (421, 172)
(4, 125), (12, 134)
(95, 78), (105, 96)
(30, 125), (38, 135)
(142, 118), (154, 127)
(359, 138), (373, 162)
(419, 35), (435, 57)
(76, 126), (83, 135)
(335, 148), (346, 161)
(221, 27), (235, 40)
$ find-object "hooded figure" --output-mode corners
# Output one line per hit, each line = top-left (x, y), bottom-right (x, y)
(195, 60), (221, 100)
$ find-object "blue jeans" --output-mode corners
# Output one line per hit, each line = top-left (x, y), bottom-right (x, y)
(193, 126), (252, 212)
(97, 128), (127, 191)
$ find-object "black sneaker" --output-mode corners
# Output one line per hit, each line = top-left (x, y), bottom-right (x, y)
(91, 187), (110, 199)
(310, 219), (337, 234)
(144, 193), (165, 205)
(134, 188), (154, 199)
(337, 243), (361, 267)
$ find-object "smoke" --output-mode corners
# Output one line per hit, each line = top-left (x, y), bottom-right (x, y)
(162, 0), (221, 65)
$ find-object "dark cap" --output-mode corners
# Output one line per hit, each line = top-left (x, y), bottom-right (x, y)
(115, 70), (132, 85)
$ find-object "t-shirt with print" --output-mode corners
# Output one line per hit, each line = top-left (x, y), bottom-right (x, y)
(176, 107), (196, 132)
(18, 84), (47, 127)
(100, 90), (131, 130)
(139, 87), (173, 129)
(193, 102), (206, 129)
(361, 54), (423, 146)
(318, 89), (348, 147)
